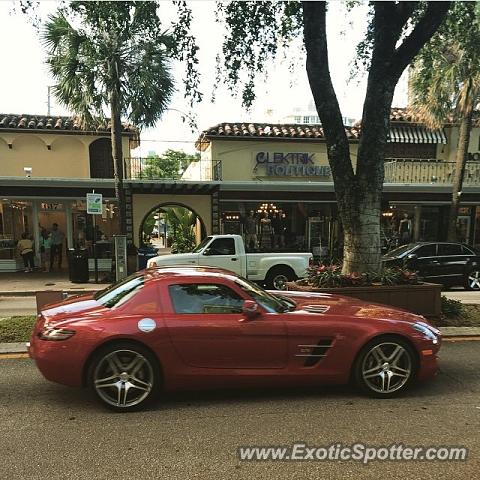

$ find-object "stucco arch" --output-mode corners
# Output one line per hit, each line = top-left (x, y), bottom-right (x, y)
(138, 201), (207, 246)
(132, 193), (212, 248)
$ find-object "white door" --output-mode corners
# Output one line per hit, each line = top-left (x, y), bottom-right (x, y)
(199, 237), (243, 275)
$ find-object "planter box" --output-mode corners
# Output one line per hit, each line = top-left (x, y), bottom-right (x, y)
(286, 282), (442, 319)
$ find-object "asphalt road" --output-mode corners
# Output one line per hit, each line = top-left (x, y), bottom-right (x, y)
(0, 341), (479, 480)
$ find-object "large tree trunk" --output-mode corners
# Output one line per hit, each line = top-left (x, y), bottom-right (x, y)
(447, 106), (474, 241)
(110, 90), (127, 235)
(302, 1), (450, 274)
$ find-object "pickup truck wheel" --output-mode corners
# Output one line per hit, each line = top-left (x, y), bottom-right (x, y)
(266, 267), (295, 290)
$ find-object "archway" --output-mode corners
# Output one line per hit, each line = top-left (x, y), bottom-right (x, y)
(139, 202), (207, 254)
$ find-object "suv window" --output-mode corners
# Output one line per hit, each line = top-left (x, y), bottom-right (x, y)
(414, 244), (437, 258)
(438, 244), (463, 256)
(207, 238), (235, 256)
(169, 283), (243, 314)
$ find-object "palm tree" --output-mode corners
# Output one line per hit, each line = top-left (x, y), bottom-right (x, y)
(409, 3), (480, 241)
(42, 1), (175, 234)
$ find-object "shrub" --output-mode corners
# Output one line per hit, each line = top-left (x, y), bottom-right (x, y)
(441, 296), (464, 317)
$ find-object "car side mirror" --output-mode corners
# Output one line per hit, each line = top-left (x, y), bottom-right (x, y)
(242, 300), (260, 318)
(406, 253), (417, 260)
(203, 248), (211, 256)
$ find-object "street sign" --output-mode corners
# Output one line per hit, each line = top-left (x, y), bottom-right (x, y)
(86, 193), (103, 215)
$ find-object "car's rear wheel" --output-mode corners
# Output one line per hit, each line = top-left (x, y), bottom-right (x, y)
(265, 266), (295, 290)
(88, 342), (160, 412)
(465, 269), (480, 290)
(353, 336), (416, 398)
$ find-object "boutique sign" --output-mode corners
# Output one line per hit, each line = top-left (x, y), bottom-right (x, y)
(253, 151), (331, 177)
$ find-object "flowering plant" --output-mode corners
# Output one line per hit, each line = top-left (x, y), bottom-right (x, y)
(302, 264), (419, 288)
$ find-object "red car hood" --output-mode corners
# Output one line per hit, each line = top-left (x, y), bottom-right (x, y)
(275, 290), (424, 324)
(40, 294), (109, 326)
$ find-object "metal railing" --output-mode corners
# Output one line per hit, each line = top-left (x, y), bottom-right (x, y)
(124, 158), (222, 181)
(384, 158), (480, 185)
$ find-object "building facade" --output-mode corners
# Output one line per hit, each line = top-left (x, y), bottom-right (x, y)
(2, 108), (480, 272)
(0, 114), (136, 271)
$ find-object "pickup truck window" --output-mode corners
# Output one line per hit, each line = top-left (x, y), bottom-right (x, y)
(207, 238), (235, 256)
(192, 236), (212, 253)
(169, 283), (244, 314)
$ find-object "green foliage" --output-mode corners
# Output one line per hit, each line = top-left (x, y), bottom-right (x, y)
(165, 206), (197, 253)
(43, 1), (175, 129)
(441, 296), (464, 318)
(410, 2), (480, 127)
(215, 1), (303, 107)
(139, 149), (200, 180)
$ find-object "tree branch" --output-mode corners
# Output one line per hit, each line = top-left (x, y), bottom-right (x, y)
(391, 1), (451, 79)
(302, 1), (354, 187)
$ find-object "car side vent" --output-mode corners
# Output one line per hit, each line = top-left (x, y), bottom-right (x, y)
(304, 305), (330, 314)
(295, 339), (333, 367)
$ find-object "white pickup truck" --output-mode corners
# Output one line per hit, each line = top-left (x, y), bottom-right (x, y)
(147, 234), (312, 290)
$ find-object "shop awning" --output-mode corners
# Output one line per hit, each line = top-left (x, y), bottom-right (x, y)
(388, 126), (447, 144)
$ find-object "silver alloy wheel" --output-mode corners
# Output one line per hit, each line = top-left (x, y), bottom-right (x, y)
(273, 274), (289, 290)
(93, 349), (154, 408)
(467, 270), (480, 290)
(361, 342), (412, 394)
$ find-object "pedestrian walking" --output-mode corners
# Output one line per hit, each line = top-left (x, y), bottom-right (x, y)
(50, 223), (65, 270)
(17, 233), (35, 272)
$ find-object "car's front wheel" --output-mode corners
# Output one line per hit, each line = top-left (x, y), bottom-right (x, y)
(465, 269), (480, 290)
(88, 342), (160, 412)
(353, 336), (416, 398)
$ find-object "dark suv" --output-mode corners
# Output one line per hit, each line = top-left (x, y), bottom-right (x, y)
(382, 242), (480, 290)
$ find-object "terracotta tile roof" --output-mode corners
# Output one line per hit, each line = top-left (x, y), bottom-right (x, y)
(200, 122), (361, 141)
(0, 114), (137, 133)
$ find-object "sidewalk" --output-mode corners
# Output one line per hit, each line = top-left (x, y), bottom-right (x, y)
(0, 271), (109, 296)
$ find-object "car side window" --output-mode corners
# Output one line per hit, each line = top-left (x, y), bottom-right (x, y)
(438, 244), (463, 256)
(169, 283), (244, 314)
(414, 244), (437, 258)
(462, 245), (475, 255)
(207, 238), (235, 256)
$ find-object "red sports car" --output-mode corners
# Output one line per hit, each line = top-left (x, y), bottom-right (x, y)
(28, 267), (441, 411)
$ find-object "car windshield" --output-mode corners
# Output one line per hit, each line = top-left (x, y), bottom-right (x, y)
(234, 277), (289, 313)
(384, 244), (415, 257)
(94, 274), (145, 308)
(192, 236), (212, 253)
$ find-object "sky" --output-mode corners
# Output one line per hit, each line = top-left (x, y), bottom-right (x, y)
(0, 1), (408, 156)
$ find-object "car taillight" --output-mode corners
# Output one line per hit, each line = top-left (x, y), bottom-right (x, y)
(39, 327), (76, 341)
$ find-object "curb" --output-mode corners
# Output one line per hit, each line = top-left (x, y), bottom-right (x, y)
(0, 289), (104, 297)
(1, 327), (480, 355)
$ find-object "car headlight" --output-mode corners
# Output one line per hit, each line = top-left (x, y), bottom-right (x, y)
(412, 322), (439, 344)
(39, 327), (76, 341)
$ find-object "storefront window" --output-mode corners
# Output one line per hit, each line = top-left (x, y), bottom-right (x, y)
(220, 202), (338, 258)
(71, 199), (119, 258)
(0, 200), (33, 259)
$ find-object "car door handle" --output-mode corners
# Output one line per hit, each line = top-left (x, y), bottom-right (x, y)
(431, 260), (439, 264)
(231, 258), (238, 261)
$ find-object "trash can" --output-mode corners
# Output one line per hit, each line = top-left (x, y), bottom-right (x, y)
(137, 245), (158, 270)
(68, 248), (89, 283)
